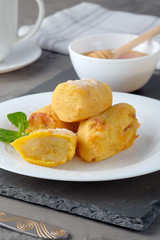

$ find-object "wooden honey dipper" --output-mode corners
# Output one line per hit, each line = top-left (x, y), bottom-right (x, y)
(88, 25), (160, 59)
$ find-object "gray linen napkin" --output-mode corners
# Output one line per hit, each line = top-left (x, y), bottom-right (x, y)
(19, 2), (160, 68)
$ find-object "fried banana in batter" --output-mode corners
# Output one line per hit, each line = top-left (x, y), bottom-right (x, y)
(11, 128), (77, 168)
(51, 79), (112, 122)
(26, 104), (79, 133)
(77, 103), (140, 162)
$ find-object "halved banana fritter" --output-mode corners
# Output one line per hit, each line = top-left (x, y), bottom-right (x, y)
(11, 128), (77, 168)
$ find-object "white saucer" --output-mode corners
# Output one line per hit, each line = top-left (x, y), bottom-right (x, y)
(0, 41), (41, 74)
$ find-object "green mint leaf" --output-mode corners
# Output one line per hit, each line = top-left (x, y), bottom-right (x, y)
(18, 120), (28, 135)
(7, 112), (28, 127)
(7, 112), (28, 133)
(0, 111), (29, 143)
(0, 128), (19, 143)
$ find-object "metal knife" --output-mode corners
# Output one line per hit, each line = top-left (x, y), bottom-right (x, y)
(0, 211), (69, 239)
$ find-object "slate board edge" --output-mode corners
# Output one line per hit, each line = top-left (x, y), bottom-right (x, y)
(0, 183), (159, 231)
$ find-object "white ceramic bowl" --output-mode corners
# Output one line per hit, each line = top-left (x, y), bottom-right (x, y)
(68, 34), (160, 92)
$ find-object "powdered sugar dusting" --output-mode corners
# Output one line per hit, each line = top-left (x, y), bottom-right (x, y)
(66, 79), (100, 89)
(35, 128), (76, 136)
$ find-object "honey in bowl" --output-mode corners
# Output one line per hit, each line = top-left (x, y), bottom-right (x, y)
(83, 50), (147, 59)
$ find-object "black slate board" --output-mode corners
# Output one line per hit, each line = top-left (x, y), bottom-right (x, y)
(0, 68), (160, 231)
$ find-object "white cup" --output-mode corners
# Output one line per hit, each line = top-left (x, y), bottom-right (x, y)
(0, 0), (45, 63)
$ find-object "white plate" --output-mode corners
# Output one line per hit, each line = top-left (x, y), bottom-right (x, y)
(0, 41), (41, 74)
(0, 92), (160, 181)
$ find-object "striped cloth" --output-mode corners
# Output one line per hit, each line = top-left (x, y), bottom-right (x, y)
(19, 2), (160, 67)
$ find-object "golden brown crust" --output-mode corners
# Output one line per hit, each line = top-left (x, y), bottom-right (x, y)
(51, 79), (112, 122)
(26, 104), (79, 133)
(77, 103), (140, 162)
